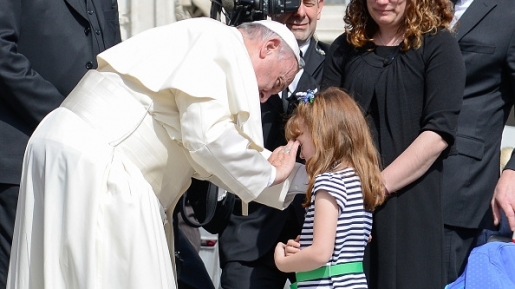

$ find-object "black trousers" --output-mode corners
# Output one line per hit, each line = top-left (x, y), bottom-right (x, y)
(220, 251), (295, 289)
(444, 224), (482, 284)
(173, 213), (214, 289)
(0, 184), (19, 289)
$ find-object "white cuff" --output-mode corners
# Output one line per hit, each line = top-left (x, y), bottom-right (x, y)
(287, 165), (308, 195)
(217, 187), (227, 201)
(267, 166), (276, 187)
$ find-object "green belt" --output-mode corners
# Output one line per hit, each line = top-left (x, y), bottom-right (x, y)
(290, 261), (363, 289)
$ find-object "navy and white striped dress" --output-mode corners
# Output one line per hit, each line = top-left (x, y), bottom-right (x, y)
(298, 167), (372, 288)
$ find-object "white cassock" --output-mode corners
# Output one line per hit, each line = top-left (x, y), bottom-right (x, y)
(7, 18), (305, 289)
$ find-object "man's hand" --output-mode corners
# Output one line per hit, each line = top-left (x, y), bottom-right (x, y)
(268, 140), (300, 186)
(491, 169), (515, 231)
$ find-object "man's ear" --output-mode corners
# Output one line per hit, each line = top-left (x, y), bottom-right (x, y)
(317, 0), (325, 19)
(259, 38), (281, 59)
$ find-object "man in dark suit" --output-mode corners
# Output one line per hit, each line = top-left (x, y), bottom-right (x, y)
(0, 1), (121, 287)
(217, 0), (328, 288)
(442, 0), (515, 283)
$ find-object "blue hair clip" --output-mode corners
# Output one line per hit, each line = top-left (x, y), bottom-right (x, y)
(296, 88), (317, 104)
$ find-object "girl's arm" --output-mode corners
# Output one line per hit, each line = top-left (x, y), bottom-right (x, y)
(274, 190), (337, 272)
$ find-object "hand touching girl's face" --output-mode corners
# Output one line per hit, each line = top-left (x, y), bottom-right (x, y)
(297, 125), (315, 160)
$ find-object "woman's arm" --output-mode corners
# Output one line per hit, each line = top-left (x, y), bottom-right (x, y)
(382, 130), (448, 194)
(382, 31), (465, 194)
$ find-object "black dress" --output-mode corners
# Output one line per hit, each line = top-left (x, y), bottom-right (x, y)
(322, 30), (465, 289)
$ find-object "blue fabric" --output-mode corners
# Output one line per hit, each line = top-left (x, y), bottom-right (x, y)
(445, 242), (515, 289)
(476, 212), (512, 246)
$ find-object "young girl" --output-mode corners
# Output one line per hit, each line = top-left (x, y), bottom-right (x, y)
(274, 87), (386, 288)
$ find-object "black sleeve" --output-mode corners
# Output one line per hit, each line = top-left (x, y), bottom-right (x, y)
(320, 34), (348, 91)
(0, 0), (65, 130)
(420, 29), (466, 146)
(504, 19), (515, 171)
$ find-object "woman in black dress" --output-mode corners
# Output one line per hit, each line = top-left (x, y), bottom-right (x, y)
(321, 0), (465, 288)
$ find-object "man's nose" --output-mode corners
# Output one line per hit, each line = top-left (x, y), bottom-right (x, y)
(295, 4), (306, 16)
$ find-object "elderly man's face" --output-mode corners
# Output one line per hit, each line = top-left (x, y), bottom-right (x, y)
(256, 55), (299, 103)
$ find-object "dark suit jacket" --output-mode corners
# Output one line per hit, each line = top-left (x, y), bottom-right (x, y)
(442, 0), (515, 229)
(218, 38), (329, 265)
(0, 0), (121, 185)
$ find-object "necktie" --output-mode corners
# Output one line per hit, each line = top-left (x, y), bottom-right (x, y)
(281, 89), (290, 112)
(281, 50), (304, 112)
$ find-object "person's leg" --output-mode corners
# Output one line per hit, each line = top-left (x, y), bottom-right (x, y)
(220, 252), (291, 289)
(0, 184), (19, 289)
(220, 261), (253, 289)
(444, 225), (481, 284)
(175, 226), (214, 289)
(177, 203), (201, 252)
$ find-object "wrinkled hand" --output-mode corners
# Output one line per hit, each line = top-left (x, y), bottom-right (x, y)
(491, 169), (515, 231)
(268, 140), (300, 186)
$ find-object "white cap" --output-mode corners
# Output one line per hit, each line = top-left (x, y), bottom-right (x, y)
(253, 20), (303, 67)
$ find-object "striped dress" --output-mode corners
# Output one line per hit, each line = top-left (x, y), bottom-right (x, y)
(298, 167), (372, 288)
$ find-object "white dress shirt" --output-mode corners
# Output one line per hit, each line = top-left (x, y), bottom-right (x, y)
(451, 0), (475, 28)
(286, 40), (310, 96)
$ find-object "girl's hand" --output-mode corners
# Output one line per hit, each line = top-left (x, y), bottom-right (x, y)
(274, 242), (287, 270)
(274, 236), (301, 272)
(284, 236), (301, 256)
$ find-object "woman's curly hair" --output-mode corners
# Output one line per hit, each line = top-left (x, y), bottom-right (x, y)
(344, 0), (454, 50)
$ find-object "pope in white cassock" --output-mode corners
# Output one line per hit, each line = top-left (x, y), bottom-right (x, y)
(7, 18), (307, 289)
